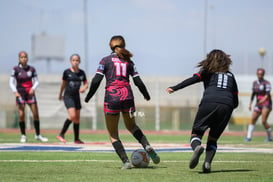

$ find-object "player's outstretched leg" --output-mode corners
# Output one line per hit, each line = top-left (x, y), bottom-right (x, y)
(57, 119), (72, 143)
(189, 145), (204, 169)
(132, 129), (160, 164)
(189, 136), (204, 169)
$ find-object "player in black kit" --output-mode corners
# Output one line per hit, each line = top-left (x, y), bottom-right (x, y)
(167, 49), (238, 173)
(85, 35), (160, 169)
(57, 54), (88, 144)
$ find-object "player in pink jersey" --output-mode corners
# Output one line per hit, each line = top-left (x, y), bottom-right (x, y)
(246, 68), (272, 142)
(85, 35), (160, 169)
(9, 51), (48, 143)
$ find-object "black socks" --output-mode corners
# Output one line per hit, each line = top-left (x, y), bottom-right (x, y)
(73, 123), (80, 141)
(190, 136), (202, 150)
(60, 119), (72, 136)
(205, 140), (217, 163)
(133, 129), (150, 149)
(19, 121), (26, 135)
(112, 140), (129, 163)
(34, 120), (40, 136)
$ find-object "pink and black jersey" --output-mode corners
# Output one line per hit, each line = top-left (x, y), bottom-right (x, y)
(251, 79), (272, 105)
(97, 53), (139, 88)
(11, 65), (37, 94)
(85, 53), (150, 114)
(96, 53), (138, 102)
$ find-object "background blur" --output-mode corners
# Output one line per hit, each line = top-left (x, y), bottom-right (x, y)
(1, 0), (273, 131)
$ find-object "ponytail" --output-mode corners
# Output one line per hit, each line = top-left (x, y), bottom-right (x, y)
(110, 35), (133, 61)
(114, 46), (133, 61)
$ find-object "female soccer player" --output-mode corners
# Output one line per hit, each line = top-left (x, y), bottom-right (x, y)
(9, 51), (48, 143)
(85, 35), (160, 169)
(57, 54), (88, 144)
(245, 68), (272, 142)
(166, 49), (238, 173)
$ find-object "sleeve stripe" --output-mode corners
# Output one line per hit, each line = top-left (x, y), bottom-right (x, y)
(194, 73), (202, 80)
(96, 71), (104, 75)
(133, 74), (139, 78)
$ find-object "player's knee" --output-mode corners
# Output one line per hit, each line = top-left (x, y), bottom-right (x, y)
(109, 135), (119, 143)
(68, 115), (76, 121)
(126, 123), (138, 133)
(18, 113), (25, 120)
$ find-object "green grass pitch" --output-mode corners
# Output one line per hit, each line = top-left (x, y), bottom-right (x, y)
(0, 130), (272, 182)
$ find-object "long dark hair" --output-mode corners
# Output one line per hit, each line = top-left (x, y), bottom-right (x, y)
(109, 35), (133, 61)
(197, 49), (232, 73)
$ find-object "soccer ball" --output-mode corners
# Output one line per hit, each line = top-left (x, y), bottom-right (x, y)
(131, 149), (150, 168)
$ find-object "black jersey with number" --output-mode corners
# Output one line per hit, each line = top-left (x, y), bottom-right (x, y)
(197, 71), (238, 108)
(171, 71), (238, 108)
(62, 68), (87, 96)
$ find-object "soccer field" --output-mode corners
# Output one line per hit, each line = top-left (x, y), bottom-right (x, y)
(0, 130), (272, 182)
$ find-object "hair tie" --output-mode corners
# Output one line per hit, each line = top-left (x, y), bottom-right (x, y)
(112, 45), (121, 51)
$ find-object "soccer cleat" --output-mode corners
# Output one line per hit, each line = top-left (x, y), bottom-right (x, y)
(189, 145), (204, 169)
(145, 145), (160, 164)
(121, 161), (132, 170)
(202, 162), (211, 173)
(74, 139), (84, 144)
(245, 137), (251, 142)
(35, 135), (48, 142)
(57, 135), (66, 143)
(20, 135), (27, 143)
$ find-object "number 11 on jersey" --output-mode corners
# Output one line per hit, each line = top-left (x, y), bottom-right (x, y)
(114, 62), (127, 77)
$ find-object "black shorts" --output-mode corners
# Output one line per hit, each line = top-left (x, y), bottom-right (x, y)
(63, 95), (81, 110)
(192, 102), (233, 139)
(104, 100), (135, 115)
(16, 93), (37, 105)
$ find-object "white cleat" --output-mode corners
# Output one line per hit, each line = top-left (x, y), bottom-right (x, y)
(20, 135), (27, 143)
(35, 135), (48, 142)
(121, 161), (132, 170)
